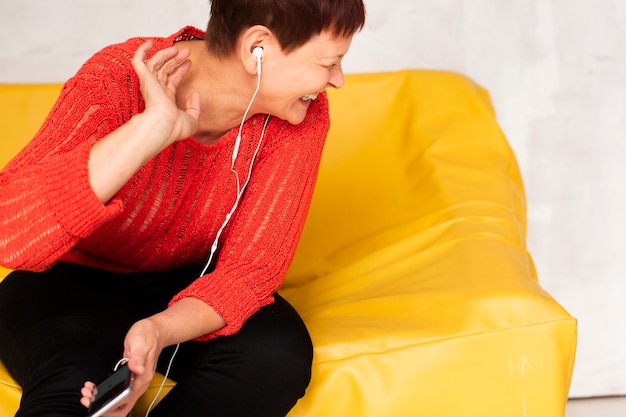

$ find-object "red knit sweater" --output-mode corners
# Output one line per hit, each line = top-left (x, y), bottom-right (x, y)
(0, 27), (330, 340)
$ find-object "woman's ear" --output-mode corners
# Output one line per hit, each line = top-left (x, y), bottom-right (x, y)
(239, 25), (272, 75)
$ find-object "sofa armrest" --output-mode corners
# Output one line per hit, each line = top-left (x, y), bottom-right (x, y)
(281, 70), (576, 416)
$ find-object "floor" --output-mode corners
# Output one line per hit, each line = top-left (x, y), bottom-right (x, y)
(566, 396), (626, 417)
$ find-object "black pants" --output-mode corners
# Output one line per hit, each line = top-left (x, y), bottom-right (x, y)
(0, 263), (313, 417)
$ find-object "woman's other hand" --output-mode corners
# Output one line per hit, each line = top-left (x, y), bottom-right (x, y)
(120, 318), (167, 413)
(79, 318), (165, 416)
(80, 378), (135, 417)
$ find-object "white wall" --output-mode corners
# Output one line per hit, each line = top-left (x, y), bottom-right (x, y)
(1, 0), (624, 399)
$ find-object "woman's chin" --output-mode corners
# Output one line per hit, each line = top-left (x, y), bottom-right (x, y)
(280, 100), (312, 125)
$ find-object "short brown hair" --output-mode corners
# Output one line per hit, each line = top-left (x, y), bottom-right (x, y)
(206, 0), (366, 57)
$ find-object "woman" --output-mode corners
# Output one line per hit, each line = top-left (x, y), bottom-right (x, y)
(0, 0), (366, 416)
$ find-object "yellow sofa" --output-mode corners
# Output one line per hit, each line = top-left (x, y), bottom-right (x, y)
(0, 70), (576, 416)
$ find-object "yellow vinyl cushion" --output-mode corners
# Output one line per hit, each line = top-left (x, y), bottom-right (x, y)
(0, 71), (576, 417)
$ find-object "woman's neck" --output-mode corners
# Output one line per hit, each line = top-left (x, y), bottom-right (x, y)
(174, 40), (258, 144)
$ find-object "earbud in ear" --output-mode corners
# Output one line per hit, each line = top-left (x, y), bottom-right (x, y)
(252, 47), (263, 75)
(252, 46), (264, 59)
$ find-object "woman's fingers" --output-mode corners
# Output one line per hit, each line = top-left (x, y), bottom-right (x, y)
(133, 41), (191, 88)
(104, 400), (134, 417)
(131, 40), (154, 77)
(80, 381), (97, 408)
(130, 40), (200, 142)
(146, 46), (184, 73)
(164, 55), (192, 89)
(156, 48), (191, 77)
(185, 90), (202, 122)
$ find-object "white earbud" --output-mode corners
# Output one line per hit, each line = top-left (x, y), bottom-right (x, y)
(231, 47), (264, 166)
(252, 46), (264, 59)
(252, 46), (263, 75)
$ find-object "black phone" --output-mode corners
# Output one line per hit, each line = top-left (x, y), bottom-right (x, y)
(86, 363), (133, 417)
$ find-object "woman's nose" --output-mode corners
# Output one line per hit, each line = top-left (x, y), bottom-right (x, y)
(327, 65), (345, 89)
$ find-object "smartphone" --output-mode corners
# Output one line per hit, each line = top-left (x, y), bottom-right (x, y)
(86, 363), (133, 417)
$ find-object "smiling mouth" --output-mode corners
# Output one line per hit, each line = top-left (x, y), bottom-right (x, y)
(300, 93), (319, 102)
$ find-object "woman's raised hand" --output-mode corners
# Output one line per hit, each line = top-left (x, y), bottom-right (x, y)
(131, 40), (201, 148)
(87, 41), (201, 204)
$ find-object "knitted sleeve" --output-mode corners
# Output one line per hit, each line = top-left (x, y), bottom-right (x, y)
(0, 63), (133, 271)
(170, 95), (331, 340)
(0, 28), (208, 272)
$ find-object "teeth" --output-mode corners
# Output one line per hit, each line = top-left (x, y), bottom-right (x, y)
(301, 93), (319, 101)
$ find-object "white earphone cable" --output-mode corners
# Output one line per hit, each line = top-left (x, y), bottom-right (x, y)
(200, 113), (270, 276)
(200, 52), (266, 276)
(145, 50), (267, 417)
(144, 342), (180, 417)
(231, 54), (262, 170)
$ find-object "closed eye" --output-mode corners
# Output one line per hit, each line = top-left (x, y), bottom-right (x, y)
(322, 61), (342, 70)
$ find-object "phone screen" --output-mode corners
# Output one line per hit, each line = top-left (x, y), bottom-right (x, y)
(86, 363), (133, 417)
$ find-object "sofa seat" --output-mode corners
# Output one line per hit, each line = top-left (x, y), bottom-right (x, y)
(0, 70), (576, 416)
